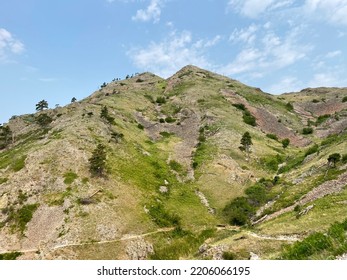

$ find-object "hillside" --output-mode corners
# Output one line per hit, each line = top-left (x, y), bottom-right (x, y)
(0, 65), (347, 260)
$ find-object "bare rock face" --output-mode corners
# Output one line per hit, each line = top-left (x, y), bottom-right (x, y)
(125, 238), (154, 260)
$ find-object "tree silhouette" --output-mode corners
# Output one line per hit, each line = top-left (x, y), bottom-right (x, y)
(71, 97), (77, 103)
(89, 144), (107, 176)
(0, 125), (12, 149)
(281, 138), (290, 148)
(328, 153), (341, 168)
(240, 132), (253, 160)
(36, 100), (48, 111)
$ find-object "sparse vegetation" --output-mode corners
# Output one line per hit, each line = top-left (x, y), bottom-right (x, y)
(266, 134), (278, 141)
(63, 172), (78, 184)
(281, 138), (290, 148)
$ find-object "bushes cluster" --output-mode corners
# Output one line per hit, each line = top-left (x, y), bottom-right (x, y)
(232, 103), (256, 126)
(302, 127), (314, 135)
(100, 106), (115, 125)
(281, 219), (347, 259)
(223, 179), (275, 226)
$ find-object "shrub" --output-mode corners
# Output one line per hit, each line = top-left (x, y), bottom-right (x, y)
(315, 114), (330, 126)
(342, 154), (347, 163)
(312, 99), (320, 103)
(164, 116), (176, 123)
(302, 127), (313, 135)
(245, 184), (267, 206)
(304, 144), (319, 157)
(137, 123), (144, 129)
(243, 110), (256, 126)
(223, 197), (255, 226)
(36, 113), (53, 127)
(232, 103), (246, 111)
(266, 134), (278, 141)
(342, 96), (347, 102)
(169, 160), (183, 172)
(100, 106), (115, 124)
(12, 155), (27, 172)
(281, 138), (290, 148)
(156, 97), (166, 104)
(148, 202), (180, 227)
(0, 252), (22, 260)
(16, 203), (40, 234)
(285, 102), (294, 111)
(222, 252), (236, 260)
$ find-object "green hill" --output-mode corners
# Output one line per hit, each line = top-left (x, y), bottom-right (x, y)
(1, 65), (347, 260)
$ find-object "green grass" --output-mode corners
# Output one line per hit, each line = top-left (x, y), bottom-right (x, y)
(63, 172), (78, 184)
(281, 218), (347, 259)
(150, 228), (215, 259)
(6, 203), (40, 234)
(0, 177), (8, 184)
(0, 252), (22, 260)
(11, 155), (27, 172)
(169, 160), (183, 173)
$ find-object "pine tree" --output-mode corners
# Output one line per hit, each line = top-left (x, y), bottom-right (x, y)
(328, 153), (341, 168)
(71, 97), (77, 103)
(0, 125), (12, 149)
(89, 144), (107, 176)
(240, 132), (253, 160)
(35, 100), (49, 111)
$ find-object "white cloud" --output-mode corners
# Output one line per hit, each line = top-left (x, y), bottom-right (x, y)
(0, 28), (25, 61)
(230, 24), (258, 44)
(325, 50), (342, 58)
(268, 76), (303, 94)
(304, 0), (347, 26)
(132, 0), (163, 23)
(128, 31), (217, 77)
(220, 25), (311, 76)
(228, 0), (296, 18)
(308, 72), (347, 88)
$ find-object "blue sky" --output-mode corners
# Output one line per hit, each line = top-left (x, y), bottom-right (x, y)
(1, 0), (347, 124)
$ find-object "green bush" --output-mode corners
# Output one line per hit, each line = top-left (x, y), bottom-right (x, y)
(342, 154), (347, 163)
(222, 252), (236, 260)
(232, 103), (246, 111)
(165, 116), (176, 123)
(315, 114), (330, 126)
(169, 160), (183, 173)
(0, 252), (22, 260)
(243, 110), (256, 126)
(282, 232), (331, 259)
(245, 184), (267, 206)
(285, 102), (294, 111)
(281, 138), (290, 148)
(342, 96), (347, 102)
(302, 127), (313, 135)
(156, 97), (166, 104)
(223, 197), (255, 226)
(137, 123), (144, 129)
(312, 99), (320, 103)
(16, 203), (40, 234)
(266, 134), (278, 141)
(148, 202), (180, 227)
(304, 144), (319, 157)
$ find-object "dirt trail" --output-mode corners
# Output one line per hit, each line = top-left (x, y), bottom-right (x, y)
(258, 171), (347, 224)
(246, 232), (300, 242)
(0, 227), (174, 255)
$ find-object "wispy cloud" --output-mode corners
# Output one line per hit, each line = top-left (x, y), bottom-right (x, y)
(128, 30), (217, 77)
(304, 0), (347, 26)
(220, 25), (311, 76)
(132, 0), (163, 23)
(0, 28), (25, 62)
(228, 0), (294, 18)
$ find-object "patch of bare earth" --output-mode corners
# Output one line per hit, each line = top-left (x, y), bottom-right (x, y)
(258, 171), (347, 224)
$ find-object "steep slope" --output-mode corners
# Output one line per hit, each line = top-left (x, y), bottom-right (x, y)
(0, 65), (346, 260)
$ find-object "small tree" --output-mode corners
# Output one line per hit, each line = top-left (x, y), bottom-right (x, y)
(328, 153), (341, 168)
(35, 100), (48, 111)
(36, 113), (53, 128)
(240, 132), (253, 160)
(0, 125), (12, 149)
(89, 144), (107, 176)
(71, 97), (77, 103)
(100, 106), (115, 124)
(281, 138), (290, 148)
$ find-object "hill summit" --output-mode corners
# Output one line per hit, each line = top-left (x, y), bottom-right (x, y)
(1, 65), (347, 260)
